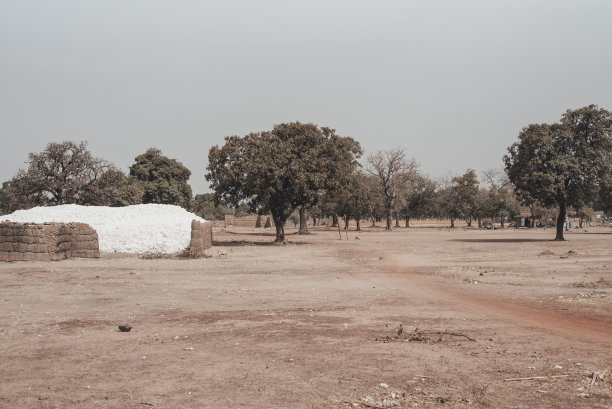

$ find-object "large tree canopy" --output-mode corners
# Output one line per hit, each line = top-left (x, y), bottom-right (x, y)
(128, 148), (193, 208)
(504, 105), (612, 240)
(1, 141), (124, 212)
(206, 122), (362, 243)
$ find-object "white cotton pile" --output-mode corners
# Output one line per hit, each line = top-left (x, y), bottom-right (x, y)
(0, 204), (205, 254)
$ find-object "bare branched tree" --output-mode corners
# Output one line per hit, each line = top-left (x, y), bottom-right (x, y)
(481, 168), (512, 189)
(3, 141), (124, 209)
(366, 148), (417, 231)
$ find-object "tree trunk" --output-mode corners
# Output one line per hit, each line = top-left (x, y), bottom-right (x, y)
(501, 217), (505, 228)
(385, 202), (393, 231)
(395, 213), (400, 227)
(370, 211), (376, 227)
(332, 214), (338, 227)
(344, 215), (350, 230)
(477, 217), (482, 228)
(555, 202), (566, 241)
(356, 216), (361, 231)
(405, 216), (410, 228)
(450, 214), (455, 228)
(298, 206), (311, 235)
(271, 212), (286, 243)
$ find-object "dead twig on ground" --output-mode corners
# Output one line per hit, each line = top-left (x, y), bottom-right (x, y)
(415, 331), (476, 342)
(376, 326), (477, 343)
(343, 401), (387, 409)
(504, 375), (570, 382)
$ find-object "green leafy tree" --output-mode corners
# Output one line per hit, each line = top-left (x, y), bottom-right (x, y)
(484, 184), (519, 228)
(128, 148), (193, 208)
(452, 169), (480, 227)
(191, 193), (251, 220)
(472, 188), (490, 228)
(504, 105), (612, 240)
(597, 173), (612, 214)
(329, 170), (371, 231)
(399, 174), (437, 227)
(363, 174), (385, 227)
(206, 122), (362, 243)
(119, 176), (146, 206)
(0, 180), (25, 215)
(2, 141), (124, 210)
(347, 171), (373, 231)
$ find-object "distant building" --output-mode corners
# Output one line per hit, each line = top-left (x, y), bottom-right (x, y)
(513, 206), (532, 227)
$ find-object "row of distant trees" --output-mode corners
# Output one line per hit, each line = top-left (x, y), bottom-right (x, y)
(204, 106), (611, 242)
(296, 155), (599, 234)
(1, 105), (610, 242)
(0, 143), (193, 213)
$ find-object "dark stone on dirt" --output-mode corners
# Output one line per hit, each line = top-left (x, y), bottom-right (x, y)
(118, 324), (132, 332)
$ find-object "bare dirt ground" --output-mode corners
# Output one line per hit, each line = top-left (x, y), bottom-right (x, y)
(0, 225), (611, 408)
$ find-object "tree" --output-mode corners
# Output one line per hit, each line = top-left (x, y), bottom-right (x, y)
(347, 171), (373, 231)
(484, 184), (519, 228)
(366, 148), (417, 231)
(2, 141), (124, 209)
(574, 206), (594, 228)
(191, 193), (246, 221)
(399, 174), (437, 227)
(472, 188), (489, 228)
(206, 122), (362, 243)
(78, 169), (127, 206)
(452, 169), (480, 227)
(327, 170), (372, 231)
(0, 180), (26, 215)
(504, 105), (612, 240)
(128, 148), (193, 209)
(436, 177), (460, 228)
(596, 172), (612, 214)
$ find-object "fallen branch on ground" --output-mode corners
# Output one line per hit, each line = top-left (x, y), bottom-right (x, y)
(376, 326), (477, 343)
(411, 330), (477, 342)
(343, 401), (387, 409)
(504, 375), (570, 382)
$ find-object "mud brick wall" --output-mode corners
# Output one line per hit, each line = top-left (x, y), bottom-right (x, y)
(57, 223), (100, 259)
(189, 220), (213, 258)
(316, 217), (334, 226)
(0, 222), (99, 262)
(224, 215), (274, 228)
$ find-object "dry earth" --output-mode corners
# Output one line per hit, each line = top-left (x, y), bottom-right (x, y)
(0, 225), (611, 408)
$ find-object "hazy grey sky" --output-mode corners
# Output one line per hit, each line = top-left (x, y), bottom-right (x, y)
(1, 0), (611, 193)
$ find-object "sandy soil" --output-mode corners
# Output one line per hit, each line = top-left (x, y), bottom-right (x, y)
(0, 225), (611, 408)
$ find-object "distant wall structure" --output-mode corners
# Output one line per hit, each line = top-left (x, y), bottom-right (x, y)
(189, 220), (213, 258)
(315, 217), (334, 226)
(224, 215), (273, 228)
(0, 222), (99, 262)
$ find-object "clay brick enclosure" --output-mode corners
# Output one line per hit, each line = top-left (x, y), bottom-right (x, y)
(0, 222), (99, 262)
(189, 220), (213, 258)
(224, 214), (273, 228)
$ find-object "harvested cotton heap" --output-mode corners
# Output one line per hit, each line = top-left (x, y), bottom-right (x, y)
(0, 204), (205, 254)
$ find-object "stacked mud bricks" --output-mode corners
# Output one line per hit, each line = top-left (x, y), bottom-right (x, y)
(224, 215), (273, 228)
(189, 220), (213, 258)
(0, 222), (99, 262)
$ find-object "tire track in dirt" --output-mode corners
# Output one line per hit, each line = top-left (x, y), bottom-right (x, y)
(380, 253), (612, 346)
(338, 244), (612, 346)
